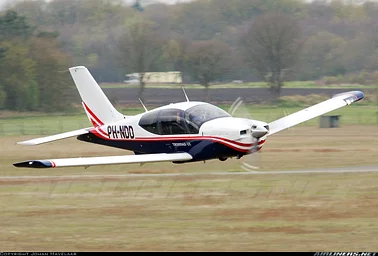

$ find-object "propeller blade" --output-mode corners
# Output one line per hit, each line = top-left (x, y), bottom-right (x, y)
(229, 97), (253, 119)
(229, 97), (262, 171)
(241, 150), (261, 171)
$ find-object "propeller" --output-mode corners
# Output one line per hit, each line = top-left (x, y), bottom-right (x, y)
(228, 97), (266, 171)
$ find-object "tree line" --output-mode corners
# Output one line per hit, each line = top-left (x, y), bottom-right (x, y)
(0, 10), (73, 111)
(2, 0), (378, 111)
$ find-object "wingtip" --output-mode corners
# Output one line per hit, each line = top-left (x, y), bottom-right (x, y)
(333, 90), (364, 103)
(352, 90), (364, 101)
(13, 160), (53, 168)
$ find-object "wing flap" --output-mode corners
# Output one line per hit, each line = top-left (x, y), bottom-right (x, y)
(268, 91), (364, 136)
(13, 152), (193, 169)
(17, 127), (92, 146)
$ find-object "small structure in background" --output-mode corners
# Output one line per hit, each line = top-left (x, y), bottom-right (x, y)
(124, 71), (183, 84)
(132, 0), (144, 12)
(320, 115), (340, 128)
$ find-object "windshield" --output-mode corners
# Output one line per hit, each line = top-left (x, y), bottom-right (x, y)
(185, 104), (231, 129)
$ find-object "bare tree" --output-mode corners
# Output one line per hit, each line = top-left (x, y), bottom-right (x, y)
(185, 40), (231, 100)
(118, 19), (165, 100)
(241, 12), (302, 98)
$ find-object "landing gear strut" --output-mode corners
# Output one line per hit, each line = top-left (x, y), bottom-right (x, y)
(236, 154), (244, 159)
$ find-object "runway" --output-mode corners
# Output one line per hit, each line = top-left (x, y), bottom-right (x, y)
(2, 165), (378, 181)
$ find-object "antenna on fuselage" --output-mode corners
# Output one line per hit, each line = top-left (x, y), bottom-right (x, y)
(182, 85), (190, 102)
(139, 98), (148, 112)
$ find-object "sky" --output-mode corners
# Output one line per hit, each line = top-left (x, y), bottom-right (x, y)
(2, 0), (378, 11)
(0, 0), (194, 9)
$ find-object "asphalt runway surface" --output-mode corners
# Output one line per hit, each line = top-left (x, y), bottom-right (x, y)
(101, 87), (371, 105)
(2, 165), (378, 181)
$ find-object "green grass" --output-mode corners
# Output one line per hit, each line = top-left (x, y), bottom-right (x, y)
(0, 114), (89, 136)
(100, 81), (378, 89)
(0, 104), (377, 136)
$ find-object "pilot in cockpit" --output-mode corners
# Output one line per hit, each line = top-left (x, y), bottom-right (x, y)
(171, 110), (185, 134)
(175, 110), (182, 123)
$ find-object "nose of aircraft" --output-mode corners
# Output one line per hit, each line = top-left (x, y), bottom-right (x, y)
(200, 117), (251, 139)
(199, 117), (269, 141)
(251, 124), (269, 138)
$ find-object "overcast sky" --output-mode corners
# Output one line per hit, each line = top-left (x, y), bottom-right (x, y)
(0, 0), (8, 10)
(0, 0), (194, 10)
(1, 0), (378, 11)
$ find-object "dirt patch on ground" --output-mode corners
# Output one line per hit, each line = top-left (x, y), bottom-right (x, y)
(182, 194), (226, 206)
(215, 198), (378, 222)
(128, 169), (182, 174)
(17, 204), (150, 218)
(216, 226), (350, 234)
(268, 148), (371, 153)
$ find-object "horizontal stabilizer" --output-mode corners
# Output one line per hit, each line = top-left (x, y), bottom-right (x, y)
(268, 90), (364, 136)
(17, 127), (92, 146)
(13, 152), (193, 168)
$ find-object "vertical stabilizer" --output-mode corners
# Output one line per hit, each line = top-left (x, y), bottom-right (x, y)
(69, 66), (124, 126)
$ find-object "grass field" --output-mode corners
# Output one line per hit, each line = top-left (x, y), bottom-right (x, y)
(1, 125), (378, 251)
(100, 81), (378, 89)
(1, 104), (377, 136)
(1, 172), (378, 251)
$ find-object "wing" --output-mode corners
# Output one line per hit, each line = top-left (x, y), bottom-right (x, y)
(13, 152), (193, 168)
(17, 127), (92, 146)
(268, 91), (364, 136)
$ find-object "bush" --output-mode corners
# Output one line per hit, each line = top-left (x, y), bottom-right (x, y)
(323, 71), (378, 85)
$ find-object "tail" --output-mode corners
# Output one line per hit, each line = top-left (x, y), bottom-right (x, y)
(69, 66), (124, 127)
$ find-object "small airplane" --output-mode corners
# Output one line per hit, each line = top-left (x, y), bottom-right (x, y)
(13, 66), (364, 169)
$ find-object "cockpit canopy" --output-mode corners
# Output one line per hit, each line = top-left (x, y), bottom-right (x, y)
(138, 103), (231, 135)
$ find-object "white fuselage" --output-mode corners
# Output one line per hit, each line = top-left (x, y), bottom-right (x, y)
(81, 101), (268, 162)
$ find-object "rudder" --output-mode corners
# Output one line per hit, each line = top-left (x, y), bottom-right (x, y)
(69, 66), (124, 126)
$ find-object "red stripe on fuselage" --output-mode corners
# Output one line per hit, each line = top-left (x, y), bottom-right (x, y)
(90, 129), (255, 147)
(136, 136), (255, 147)
(95, 127), (109, 138)
(89, 129), (255, 153)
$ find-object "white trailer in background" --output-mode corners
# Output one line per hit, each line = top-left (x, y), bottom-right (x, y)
(125, 71), (182, 84)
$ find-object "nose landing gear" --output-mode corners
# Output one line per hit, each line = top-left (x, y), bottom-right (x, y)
(236, 154), (244, 159)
